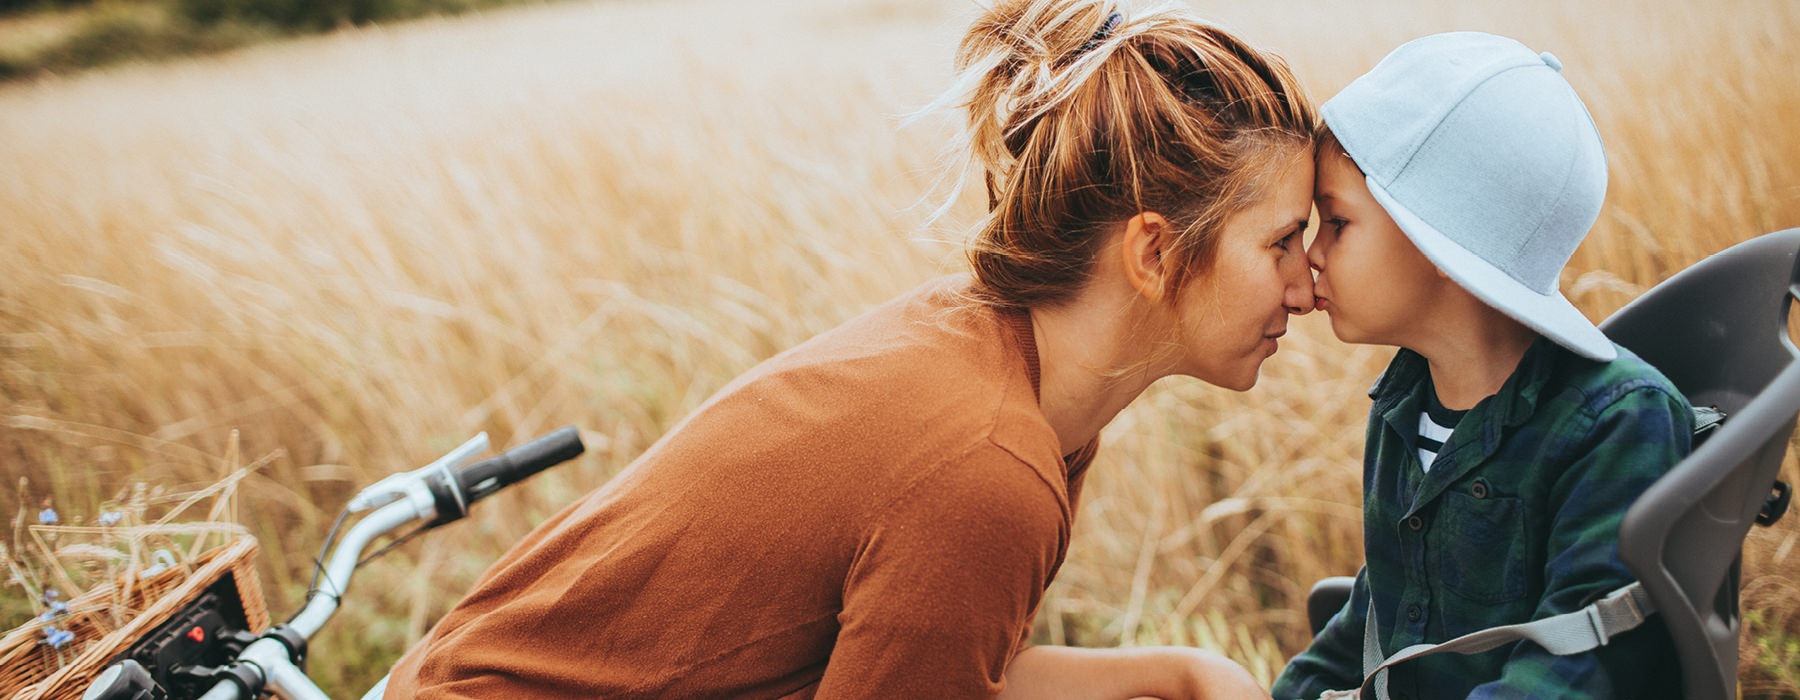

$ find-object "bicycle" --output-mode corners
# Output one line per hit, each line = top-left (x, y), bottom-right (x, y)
(78, 426), (586, 700)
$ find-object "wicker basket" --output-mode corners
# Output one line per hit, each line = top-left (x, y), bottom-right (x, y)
(0, 536), (269, 700)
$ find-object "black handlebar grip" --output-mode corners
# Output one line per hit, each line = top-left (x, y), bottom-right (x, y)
(456, 426), (585, 505)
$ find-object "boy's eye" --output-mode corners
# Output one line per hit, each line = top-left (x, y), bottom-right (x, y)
(1327, 217), (1349, 231)
(1274, 232), (1298, 252)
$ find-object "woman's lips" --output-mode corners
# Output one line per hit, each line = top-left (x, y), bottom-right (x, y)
(1263, 328), (1285, 355)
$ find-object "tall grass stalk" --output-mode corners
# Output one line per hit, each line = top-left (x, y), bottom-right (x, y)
(2, 0), (1796, 695)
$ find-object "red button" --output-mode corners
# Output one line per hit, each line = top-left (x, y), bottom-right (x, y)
(187, 626), (206, 643)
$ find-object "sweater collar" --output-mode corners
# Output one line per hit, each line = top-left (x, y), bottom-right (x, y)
(1005, 305), (1097, 475)
(1004, 306), (1042, 400)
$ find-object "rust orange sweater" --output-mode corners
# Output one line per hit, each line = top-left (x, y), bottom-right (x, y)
(384, 277), (1095, 699)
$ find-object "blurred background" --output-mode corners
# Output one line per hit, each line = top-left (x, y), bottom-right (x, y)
(2, 0), (1797, 696)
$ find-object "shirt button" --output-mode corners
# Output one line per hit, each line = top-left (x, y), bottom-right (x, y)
(1406, 604), (1422, 622)
(1472, 481), (1490, 499)
(1406, 515), (1424, 531)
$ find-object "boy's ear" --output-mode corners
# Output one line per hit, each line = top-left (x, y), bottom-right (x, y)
(1121, 211), (1172, 303)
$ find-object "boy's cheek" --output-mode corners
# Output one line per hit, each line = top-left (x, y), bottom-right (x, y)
(1310, 287), (1364, 342)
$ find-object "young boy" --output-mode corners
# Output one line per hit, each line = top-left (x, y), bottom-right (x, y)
(1271, 33), (1690, 699)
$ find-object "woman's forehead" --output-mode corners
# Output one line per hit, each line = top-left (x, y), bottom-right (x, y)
(1226, 159), (1314, 237)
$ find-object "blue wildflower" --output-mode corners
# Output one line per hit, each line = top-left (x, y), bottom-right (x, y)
(97, 511), (123, 526)
(38, 508), (58, 525)
(36, 596), (68, 622)
(43, 627), (74, 649)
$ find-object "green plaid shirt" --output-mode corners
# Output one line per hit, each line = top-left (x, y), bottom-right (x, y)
(1273, 338), (1691, 700)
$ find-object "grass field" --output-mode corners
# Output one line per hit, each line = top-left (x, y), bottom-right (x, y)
(3, 0), (1798, 696)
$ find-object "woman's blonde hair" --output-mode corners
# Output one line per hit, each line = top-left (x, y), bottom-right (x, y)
(940, 0), (1316, 309)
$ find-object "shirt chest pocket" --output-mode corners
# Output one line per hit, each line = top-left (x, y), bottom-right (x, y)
(1427, 481), (1541, 605)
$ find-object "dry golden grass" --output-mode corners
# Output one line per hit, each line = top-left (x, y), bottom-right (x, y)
(1, 0), (1797, 696)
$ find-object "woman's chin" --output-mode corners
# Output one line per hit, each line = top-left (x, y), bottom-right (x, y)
(1199, 364), (1261, 392)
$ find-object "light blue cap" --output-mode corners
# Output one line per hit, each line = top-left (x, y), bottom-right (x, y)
(1322, 32), (1616, 361)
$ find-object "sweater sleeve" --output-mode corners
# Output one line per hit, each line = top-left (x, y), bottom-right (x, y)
(814, 445), (1069, 699)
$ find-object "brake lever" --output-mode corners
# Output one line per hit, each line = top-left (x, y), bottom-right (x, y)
(343, 433), (490, 513)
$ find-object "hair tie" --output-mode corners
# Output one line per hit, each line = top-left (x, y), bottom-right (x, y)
(1078, 12), (1123, 56)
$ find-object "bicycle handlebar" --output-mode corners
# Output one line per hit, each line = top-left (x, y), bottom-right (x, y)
(87, 426), (586, 700)
(428, 425), (584, 526)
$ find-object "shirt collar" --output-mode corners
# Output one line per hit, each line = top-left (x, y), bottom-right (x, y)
(1369, 336), (1577, 515)
(1368, 335), (1565, 429)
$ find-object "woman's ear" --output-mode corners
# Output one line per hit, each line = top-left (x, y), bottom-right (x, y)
(1121, 211), (1172, 302)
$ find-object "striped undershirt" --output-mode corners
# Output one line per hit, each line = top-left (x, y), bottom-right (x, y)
(1417, 389), (1468, 473)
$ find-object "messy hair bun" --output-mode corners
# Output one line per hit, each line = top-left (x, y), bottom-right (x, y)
(942, 0), (1315, 308)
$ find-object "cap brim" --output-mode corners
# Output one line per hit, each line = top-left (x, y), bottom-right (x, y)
(1366, 176), (1617, 362)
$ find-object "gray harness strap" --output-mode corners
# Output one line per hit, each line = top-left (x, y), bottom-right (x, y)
(1356, 583), (1655, 699)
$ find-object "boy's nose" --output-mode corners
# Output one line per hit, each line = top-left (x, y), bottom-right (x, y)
(1306, 238), (1327, 272)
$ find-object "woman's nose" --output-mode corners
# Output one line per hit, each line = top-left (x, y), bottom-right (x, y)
(1284, 257), (1315, 315)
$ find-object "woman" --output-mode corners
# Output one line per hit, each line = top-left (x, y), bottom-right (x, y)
(384, 0), (1317, 697)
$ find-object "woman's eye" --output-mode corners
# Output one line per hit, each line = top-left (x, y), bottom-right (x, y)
(1327, 217), (1348, 231)
(1275, 232), (1297, 252)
